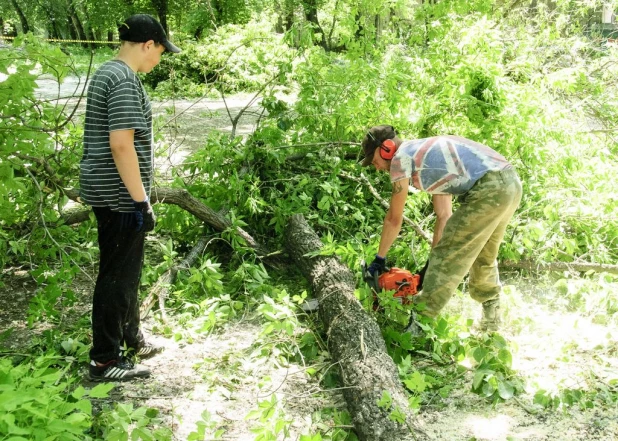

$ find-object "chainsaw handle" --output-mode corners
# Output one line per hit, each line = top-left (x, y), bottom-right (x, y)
(361, 260), (385, 293)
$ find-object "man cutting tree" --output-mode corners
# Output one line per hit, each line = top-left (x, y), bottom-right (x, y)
(361, 125), (522, 332)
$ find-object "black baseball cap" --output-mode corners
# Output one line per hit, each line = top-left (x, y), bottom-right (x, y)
(359, 125), (397, 166)
(118, 14), (181, 53)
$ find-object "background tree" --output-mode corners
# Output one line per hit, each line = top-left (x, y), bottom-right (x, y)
(8, 0), (29, 33)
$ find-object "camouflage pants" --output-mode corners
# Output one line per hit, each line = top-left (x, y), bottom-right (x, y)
(415, 168), (522, 318)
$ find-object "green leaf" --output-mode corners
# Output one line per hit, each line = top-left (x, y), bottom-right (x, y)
(473, 346), (487, 363)
(497, 380), (515, 400)
(377, 391), (392, 409)
(472, 370), (486, 391)
(72, 386), (86, 399)
(403, 371), (427, 393)
(88, 382), (115, 398)
(498, 348), (512, 367)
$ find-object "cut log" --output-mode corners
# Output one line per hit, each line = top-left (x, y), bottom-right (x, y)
(284, 214), (421, 441)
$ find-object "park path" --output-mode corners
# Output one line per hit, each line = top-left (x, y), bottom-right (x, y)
(35, 74), (264, 182)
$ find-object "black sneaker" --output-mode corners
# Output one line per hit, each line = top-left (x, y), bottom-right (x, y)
(132, 342), (164, 360)
(89, 359), (151, 382)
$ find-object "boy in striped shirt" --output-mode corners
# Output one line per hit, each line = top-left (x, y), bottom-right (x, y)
(80, 14), (180, 382)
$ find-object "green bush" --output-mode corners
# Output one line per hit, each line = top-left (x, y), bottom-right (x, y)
(0, 355), (101, 440)
(145, 21), (294, 97)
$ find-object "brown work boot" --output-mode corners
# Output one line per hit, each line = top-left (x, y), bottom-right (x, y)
(480, 299), (501, 332)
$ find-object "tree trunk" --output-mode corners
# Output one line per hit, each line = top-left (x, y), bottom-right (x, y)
(302, 0), (327, 48)
(68, 2), (87, 44)
(68, 23), (79, 41)
(79, 6), (97, 48)
(274, 0), (285, 33)
(284, 214), (420, 441)
(10, 0), (29, 34)
(150, 0), (169, 34)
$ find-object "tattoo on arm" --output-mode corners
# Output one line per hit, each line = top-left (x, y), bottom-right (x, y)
(392, 181), (404, 195)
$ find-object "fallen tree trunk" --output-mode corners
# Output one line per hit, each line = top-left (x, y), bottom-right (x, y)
(284, 214), (421, 441)
(55, 190), (618, 278)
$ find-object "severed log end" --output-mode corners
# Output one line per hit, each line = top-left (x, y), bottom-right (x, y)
(284, 214), (420, 441)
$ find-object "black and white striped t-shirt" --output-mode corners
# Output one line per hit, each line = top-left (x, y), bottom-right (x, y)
(80, 60), (153, 212)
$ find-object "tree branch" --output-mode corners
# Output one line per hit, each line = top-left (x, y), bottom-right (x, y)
(501, 259), (618, 275)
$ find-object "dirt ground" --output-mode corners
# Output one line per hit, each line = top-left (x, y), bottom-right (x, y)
(3, 265), (618, 441)
(2, 82), (618, 440)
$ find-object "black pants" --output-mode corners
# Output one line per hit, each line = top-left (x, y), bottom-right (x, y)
(90, 207), (145, 363)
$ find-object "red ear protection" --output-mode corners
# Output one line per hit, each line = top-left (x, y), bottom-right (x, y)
(379, 139), (397, 160)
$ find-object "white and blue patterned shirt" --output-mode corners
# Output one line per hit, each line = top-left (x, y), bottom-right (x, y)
(389, 136), (512, 195)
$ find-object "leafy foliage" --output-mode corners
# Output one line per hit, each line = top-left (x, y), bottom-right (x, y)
(145, 21), (296, 97)
(0, 344), (171, 440)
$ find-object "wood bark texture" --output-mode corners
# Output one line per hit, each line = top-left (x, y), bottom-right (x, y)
(150, 187), (274, 258)
(284, 214), (420, 441)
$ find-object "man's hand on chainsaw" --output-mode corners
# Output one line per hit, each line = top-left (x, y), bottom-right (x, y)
(365, 255), (387, 278)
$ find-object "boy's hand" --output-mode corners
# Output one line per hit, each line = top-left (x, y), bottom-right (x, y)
(133, 199), (156, 232)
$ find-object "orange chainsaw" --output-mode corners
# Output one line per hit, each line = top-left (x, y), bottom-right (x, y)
(361, 261), (428, 306)
(300, 261), (427, 313)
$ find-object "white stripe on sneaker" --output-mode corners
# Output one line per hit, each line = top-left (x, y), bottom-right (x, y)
(106, 367), (126, 379)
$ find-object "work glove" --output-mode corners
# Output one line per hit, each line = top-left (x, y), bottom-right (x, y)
(364, 255), (387, 279)
(133, 198), (156, 233)
(417, 260), (429, 291)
